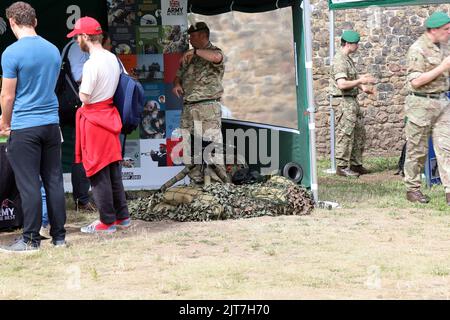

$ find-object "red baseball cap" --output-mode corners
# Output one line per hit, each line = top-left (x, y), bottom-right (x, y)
(67, 17), (102, 38)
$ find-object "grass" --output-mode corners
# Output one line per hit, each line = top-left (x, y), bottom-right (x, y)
(0, 156), (449, 299)
(317, 156), (449, 212)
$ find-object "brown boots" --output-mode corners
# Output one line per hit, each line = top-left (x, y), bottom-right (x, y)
(406, 191), (450, 205)
(350, 165), (370, 175)
(336, 165), (370, 177)
(406, 190), (430, 204)
(336, 166), (360, 177)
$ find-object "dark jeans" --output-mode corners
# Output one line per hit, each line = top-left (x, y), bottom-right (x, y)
(89, 161), (129, 225)
(7, 124), (66, 245)
(67, 125), (91, 205)
(71, 162), (91, 205)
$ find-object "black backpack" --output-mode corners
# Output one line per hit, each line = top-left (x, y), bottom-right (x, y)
(231, 168), (265, 185)
(0, 144), (23, 232)
(55, 41), (82, 127)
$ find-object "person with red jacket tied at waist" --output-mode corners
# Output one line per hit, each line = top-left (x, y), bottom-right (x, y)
(68, 17), (131, 233)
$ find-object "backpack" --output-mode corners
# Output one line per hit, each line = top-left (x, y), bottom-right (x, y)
(113, 57), (145, 135)
(231, 168), (265, 185)
(55, 41), (83, 127)
(0, 143), (23, 232)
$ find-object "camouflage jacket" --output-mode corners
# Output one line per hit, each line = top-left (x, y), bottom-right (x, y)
(329, 50), (359, 96)
(176, 42), (224, 103)
(406, 33), (449, 93)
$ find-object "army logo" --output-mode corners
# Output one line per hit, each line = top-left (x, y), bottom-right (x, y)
(0, 17), (7, 35)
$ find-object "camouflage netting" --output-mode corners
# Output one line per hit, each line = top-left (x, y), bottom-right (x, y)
(129, 176), (314, 222)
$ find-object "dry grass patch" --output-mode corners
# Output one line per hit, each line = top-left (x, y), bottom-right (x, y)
(0, 157), (449, 299)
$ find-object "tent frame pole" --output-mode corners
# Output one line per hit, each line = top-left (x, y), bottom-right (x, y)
(327, 8), (337, 174)
(292, 0), (319, 203)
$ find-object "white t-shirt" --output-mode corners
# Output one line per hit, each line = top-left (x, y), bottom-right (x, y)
(79, 49), (121, 104)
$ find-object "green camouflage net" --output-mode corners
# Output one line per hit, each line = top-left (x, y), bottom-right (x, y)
(129, 176), (314, 222)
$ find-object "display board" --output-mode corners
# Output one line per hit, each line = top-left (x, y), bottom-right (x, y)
(107, 0), (189, 189)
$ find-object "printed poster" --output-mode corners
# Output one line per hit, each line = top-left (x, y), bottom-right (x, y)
(106, 0), (188, 190)
(110, 26), (137, 55)
(137, 0), (162, 26)
(107, 0), (137, 27)
(136, 26), (163, 54)
(161, 0), (188, 26)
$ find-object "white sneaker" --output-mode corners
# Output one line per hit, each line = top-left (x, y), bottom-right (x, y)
(80, 220), (117, 234)
(40, 225), (50, 239)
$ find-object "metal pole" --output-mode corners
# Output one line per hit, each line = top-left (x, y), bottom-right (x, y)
(302, 0), (318, 202)
(327, 8), (336, 174)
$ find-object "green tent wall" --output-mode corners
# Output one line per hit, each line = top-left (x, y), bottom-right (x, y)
(328, 0), (449, 10)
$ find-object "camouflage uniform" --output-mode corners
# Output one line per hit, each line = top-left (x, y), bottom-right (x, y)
(329, 50), (366, 168)
(404, 34), (450, 193)
(176, 42), (225, 182)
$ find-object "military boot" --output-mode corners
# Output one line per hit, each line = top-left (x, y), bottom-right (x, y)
(406, 190), (430, 204)
(336, 166), (360, 177)
(350, 165), (370, 175)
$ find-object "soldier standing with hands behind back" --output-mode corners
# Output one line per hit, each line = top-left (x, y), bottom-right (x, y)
(330, 30), (376, 178)
(404, 12), (450, 205)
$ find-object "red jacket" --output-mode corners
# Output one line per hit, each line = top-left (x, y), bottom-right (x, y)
(75, 98), (123, 177)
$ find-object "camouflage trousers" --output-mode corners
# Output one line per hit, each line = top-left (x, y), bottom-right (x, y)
(334, 97), (365, 168)
(404, 97), (450, 193)
(179, 100), (226, 183)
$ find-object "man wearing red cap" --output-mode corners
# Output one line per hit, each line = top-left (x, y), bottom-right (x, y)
(68, 17), (131, 233)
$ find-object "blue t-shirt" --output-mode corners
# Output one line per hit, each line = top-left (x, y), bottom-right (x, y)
(1, 36), (61, 130)
(66, 40), (89, 82)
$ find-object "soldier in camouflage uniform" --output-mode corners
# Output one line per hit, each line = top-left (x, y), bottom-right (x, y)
(329, 30), (376, 177)
(404, 12), (450, 205)
(172, 22), (227, 184)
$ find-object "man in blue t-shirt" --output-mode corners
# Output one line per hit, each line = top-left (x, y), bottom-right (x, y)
(0, 2), (67, 252)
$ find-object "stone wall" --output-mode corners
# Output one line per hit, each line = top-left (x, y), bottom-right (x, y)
(194, 1), (450, 157)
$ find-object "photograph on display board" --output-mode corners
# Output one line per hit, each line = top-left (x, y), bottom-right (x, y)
(137, 0), (162, 26)
(140, 108), (166, 140)
(118, 54), (138, 77)
(161, 25), (188, 53)
(110, 26), (137, 55)
(141, 139), (168, 167)
(161, 0), (188, 26)
(122, 139), (141, 168)
(166, 137), (184, 167)
(165, 109), (181, 138)
(137, 54), (164, 81)
(164, 83), (183, 110)
(163, 53), (182, 83)
(107, 0), (137, 27)
(143, 83), (166, 110)
(136, 26), (163, 54)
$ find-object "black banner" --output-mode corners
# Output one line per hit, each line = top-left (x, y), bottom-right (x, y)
(0, 0), (107, 74)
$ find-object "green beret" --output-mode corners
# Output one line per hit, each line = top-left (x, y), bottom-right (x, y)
(341, 30), (360, 43)
(425, 11), (450, 29)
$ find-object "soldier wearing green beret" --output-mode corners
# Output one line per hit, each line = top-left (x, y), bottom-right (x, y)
(404, 11), (450, 205)
(329, 29), (376, 178)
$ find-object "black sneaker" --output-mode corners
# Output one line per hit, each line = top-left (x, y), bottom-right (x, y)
(0, 238), (40, 253)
